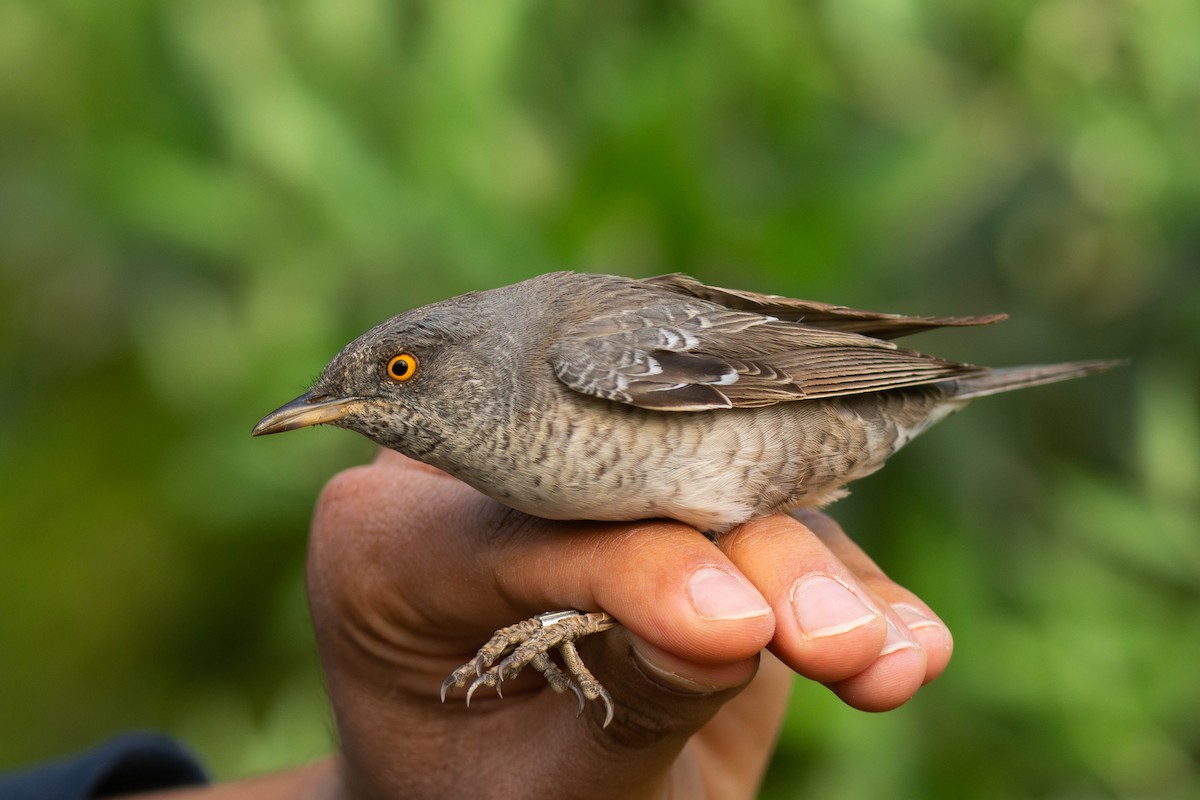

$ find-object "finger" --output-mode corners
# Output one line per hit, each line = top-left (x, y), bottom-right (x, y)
(788, 510), (954, 709)
(794, 510), (954, 685)
(718, 514), (891, 684)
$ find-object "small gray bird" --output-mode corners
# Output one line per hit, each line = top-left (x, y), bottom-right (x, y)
(253, 271), (1117, 724)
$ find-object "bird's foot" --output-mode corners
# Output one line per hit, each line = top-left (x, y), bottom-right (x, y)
(440, 610), (619, 726)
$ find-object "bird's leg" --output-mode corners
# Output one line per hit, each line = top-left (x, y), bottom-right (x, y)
(440, 610), (619, 726)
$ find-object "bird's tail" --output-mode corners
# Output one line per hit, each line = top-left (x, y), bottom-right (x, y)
(947, 359), (1125, 400)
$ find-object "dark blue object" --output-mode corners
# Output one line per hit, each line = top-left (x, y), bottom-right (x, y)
(0, 732), (207, 799)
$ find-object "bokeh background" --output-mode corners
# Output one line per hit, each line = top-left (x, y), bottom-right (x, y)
(2, 1), (1197, 797)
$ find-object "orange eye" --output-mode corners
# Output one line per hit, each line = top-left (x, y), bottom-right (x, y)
(386, 353), (418, 382)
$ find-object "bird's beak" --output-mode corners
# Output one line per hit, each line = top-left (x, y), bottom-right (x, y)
(252, 391), (364, 436)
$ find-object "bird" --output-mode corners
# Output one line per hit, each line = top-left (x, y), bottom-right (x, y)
(252, 271), (1118, 725)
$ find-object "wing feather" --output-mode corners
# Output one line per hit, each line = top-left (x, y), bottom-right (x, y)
(549, 295), (986, 412)
(642, 273), (1007, 339)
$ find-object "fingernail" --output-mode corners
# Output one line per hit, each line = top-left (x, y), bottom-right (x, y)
(791, 576), (879, 639)
(893, 603), (941, 633)
(895, 604), (953, 655)
(880, 618), (921, 656)
(688, 567), (771, 621)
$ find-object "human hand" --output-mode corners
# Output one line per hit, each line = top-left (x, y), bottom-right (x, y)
(306, 448), (953, 800)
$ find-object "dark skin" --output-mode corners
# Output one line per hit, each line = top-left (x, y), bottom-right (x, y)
(139, 449), (952, 799)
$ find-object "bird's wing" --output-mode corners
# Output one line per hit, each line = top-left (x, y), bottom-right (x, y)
(641, 273), (1007, 339)
(549, 304), (985, 411)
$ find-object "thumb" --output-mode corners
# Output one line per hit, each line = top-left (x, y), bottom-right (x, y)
(587, 626), (763, 737)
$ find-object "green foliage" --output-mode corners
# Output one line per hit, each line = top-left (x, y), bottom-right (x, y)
(1, 1), (1196, 796)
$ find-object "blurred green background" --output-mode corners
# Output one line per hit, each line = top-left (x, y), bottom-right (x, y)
(1, 0), (1197, 796)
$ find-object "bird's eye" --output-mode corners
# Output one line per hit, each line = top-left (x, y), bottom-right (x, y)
(386, 353), (418, 382)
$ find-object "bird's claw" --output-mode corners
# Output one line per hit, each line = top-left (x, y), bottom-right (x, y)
(472, 653), (490, 677)
(464, 676), (483, 707)
(440, 610), (618, 725)
(571, 681), (586, 717)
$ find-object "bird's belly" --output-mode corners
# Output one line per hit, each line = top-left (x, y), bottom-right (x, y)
(447, 393), (945, 533)
(496, 474), (758, 533)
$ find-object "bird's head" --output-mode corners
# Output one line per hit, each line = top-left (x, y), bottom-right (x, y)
(252, 297), (503, 458)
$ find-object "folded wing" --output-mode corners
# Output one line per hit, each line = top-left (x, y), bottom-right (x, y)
(549, 299), (986, 412)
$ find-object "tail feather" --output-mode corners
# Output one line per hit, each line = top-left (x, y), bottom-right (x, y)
(947, 359), (1125, 400)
